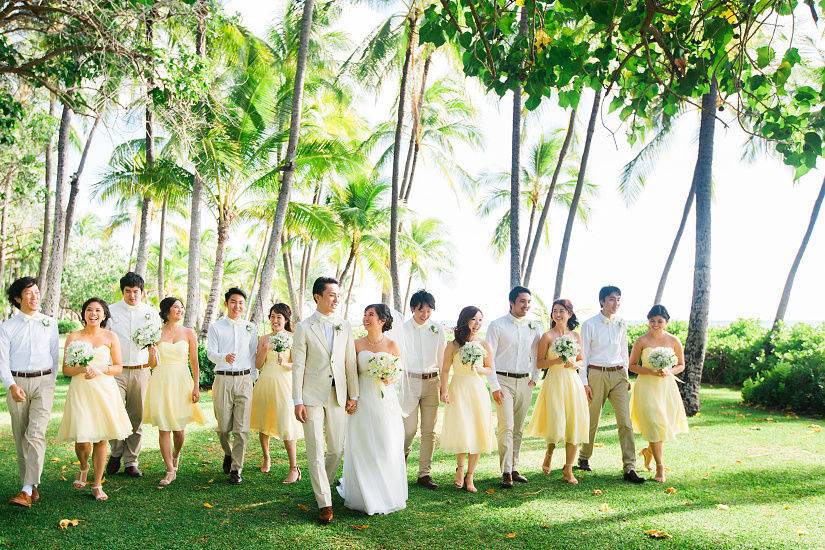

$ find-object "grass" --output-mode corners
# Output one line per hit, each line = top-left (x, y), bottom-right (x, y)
(0, 380), (823, 549)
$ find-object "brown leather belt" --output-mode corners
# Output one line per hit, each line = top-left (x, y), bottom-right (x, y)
(123, 364), (150, 370)
(588, 365), (624, 371)
(409, 372), (439, 380)
(11, 369), (53, 378)
(216, 369), (251, 376)
(498, 371), (530, 379)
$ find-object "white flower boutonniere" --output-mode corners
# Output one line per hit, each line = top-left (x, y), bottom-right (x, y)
(144, 313), (152, 321)
(334, 324), (342, 332)
(41, 318), (50, 327)
(245, 323), (253, 332)
(429, 324), (439, 334)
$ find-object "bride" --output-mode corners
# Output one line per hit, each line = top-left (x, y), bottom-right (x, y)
(338, 303), (408, 515)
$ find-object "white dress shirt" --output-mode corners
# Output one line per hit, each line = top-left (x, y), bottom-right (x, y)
(314, 311), (336, 352)
(109, 300), (160, 366)
(579, 313), (630, 385)
(0, 311), (60, 389)
(402, 318), (446, 374)
(485, 314), (543, 391)
(206, 316), (258, 374)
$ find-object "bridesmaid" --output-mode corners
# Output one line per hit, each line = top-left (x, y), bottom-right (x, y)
(250, 303), (302, 483)
(527, 299), (589, 484)
(439, 306), (496, 494)
(629, 305), (689, 482)
(143, 297), (204, 487)
(57, 298), (132, 501)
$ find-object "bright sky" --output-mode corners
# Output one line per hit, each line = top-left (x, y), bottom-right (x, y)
(80, 0), (825, 325)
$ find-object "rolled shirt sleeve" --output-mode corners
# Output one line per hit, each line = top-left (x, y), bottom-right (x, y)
(485, 322), (501, 392)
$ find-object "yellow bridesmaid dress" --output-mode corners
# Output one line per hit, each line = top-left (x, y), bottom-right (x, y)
(143, 340), (204, 431)
(527, 348), (589, 444)
(250, 346), (302, 440)
(58, 345), (132, 443)
(630, 348), (690, 442)
(439, 346), (495, 454)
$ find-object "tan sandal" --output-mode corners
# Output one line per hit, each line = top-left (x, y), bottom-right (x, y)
(282, 466), (301, 484)
(158, 470), (176, 488)
(91, 484), (108, 501)
(464, 474), (477, 494)
(454, 467), (464, 489)
(72, 466), (89, 489)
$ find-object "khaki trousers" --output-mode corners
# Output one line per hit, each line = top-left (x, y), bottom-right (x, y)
(7, 375), (55, 486)
(402, 376), (440, 477)
(579, 368), (637, 472)
(303, 388), (346, 508)
(496, 375), (532, 474)
(212, 374), (253, 473)
(110, 367), (151, 467)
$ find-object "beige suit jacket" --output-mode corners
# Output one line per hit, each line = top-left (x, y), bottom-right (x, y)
(292, 312), (358, 407)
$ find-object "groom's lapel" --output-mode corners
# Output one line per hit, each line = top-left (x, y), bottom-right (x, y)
(309, 318), (330, 356)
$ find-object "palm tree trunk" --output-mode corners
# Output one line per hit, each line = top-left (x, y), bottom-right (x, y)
(389, 10), (418, 310)
(400, 54), (431, 201)
(0, 169), (14, 287)
(680, 77), (718, 416)
(402, 269), (414, 315)
(200, 215), (229, 339)
(251, 0), (315, 323)
(654, 180), (695, 304)
(344, 257), (358, 319)
(136, 8), (155, 280)
(771, 173), (825, 330)
(157, 194), (168, 299)
(63, 114), (101, 257)
(508, 7), (528, 289)
(134, 197), (152, 279)
(554, 90), (601, 298)
(339, 240), (358, 285)
(523, 108), (576, 287)
(247, 224), (271, 319)
(520, 201), (537, 278)
(282, 237), (299, 320)
(37, 96), (56, 291)
(42, 102), (72, 317)
(128, 221), (137, 271)
(185, 0), (207, 329)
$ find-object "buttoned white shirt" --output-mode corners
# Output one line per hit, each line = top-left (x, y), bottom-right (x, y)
(485, 314), (543, 391)
(314, 310), (336, 351)
(206, 316), (258, 374)
(109, 300), (160, 366)
(402, 318), (447, 374)
(579, 313), (629, 385)
(0, 311), (59, 389)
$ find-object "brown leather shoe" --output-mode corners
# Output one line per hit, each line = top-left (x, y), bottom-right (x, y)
(416, 475), (439, 490)
(31, 487), (39, 503)
(512, 470), (528, 483)
(9, 491), (32, 508)
(501, 472), (513, 488)
(319, 506), (333, 524)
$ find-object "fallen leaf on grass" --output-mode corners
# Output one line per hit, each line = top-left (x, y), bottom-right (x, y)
(207, 479), (214, 484)
(540, 524), (550, 529)
(593, 443), (604, 448)
(203, 502), (214, 509)
(505, 533), (516, 539)
(665, 487), (677, 495)
(644, 529), (671, 539)
(809, 424), (822, 433)
(592, 489), (603, 496)
(297, 504), (310, 512)
(735, 460), (742, 464)
(702, 473), (710, 479)
(72, 460), (80, 465)
(716, 504), (729, 511)
(784, 505), (791, 510)
(351, 525), (369, 531)
(50, 457), (61, 463)
(58, 519), (80, 530)
(600, 503), (610, 513)
(736, 413), (746, 419)
(485, 488), (496, 495)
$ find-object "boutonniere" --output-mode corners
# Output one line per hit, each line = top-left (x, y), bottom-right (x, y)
(429, 324), (439, 334)
(334, 324), (342, 332)
(41, 318), (50, 327)
(245, 323), (253, 332)
(528, 321), (537, 331)
(144, 313), (151, 321)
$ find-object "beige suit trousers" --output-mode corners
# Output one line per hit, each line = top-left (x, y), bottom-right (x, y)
(303, 387), (346, 508)
(110, 367), (151, 467)
(212, 373), (253, 473)
(579, 368), (637, 472)
(8, 375), (55, 486)
(496, 375), (532, 474)
(402, 376), (440, 477)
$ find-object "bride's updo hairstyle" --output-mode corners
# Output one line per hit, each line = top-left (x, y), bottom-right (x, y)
(366, 303), (393, 332)
(159, 296), (183, 323)
(550, 298), (579, 331)
(647, 304), (670, 321)
(454, 306), (481, 346)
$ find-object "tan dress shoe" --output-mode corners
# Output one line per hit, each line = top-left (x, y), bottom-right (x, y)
(319, 506), (333, 524)
(31, 487), (39, 503)
(9, 491), (32, 508)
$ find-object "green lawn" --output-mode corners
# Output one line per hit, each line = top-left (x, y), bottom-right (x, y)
(0, 380), (823, 549)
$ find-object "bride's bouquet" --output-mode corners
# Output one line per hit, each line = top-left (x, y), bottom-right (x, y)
(367, 352), (403, 383)
(459, 341), (486, 368)
(269, 332), (292, 353)
(132, 324), (161, 349)
(647, 347), (677, 371)
(552, 335), (579, 365)
(66, 340), (95, 367)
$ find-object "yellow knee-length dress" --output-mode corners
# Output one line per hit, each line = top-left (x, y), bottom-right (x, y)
(250, 347), (302, 440)
(630, 348), (689, 442)
(143, 340), (204, 431)
(58, 345), (132, 443)
(527, 349), (590, 445)
(439, 347), (495, 454)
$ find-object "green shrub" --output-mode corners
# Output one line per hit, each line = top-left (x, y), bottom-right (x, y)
(57, 319), (81, 334)
(742, 353), (825, 416)
(198, 341), (215, 388)
(703, 319), (769, 385)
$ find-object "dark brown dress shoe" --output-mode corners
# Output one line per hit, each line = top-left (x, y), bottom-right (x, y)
(222, 455), (232, 475)
(319, 506), (333, 524)
(576, 459), (592, 472)
(229, 471), (242, 484)
(501, 472), (513, 488)
(512, 470), (528, 483)
(106, 456), (121, 475)
(623, 469), (645, 484)
(416, 475), (439, 490)
(124, 466), (143, 478)
(31, 487), (39, 503)
(9, 491), (32, 508)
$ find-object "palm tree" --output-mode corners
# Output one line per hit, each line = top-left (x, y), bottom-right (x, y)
(36, 96), (56, 292)
(136, 5), (157, 279)
(400, 217), (456, 314)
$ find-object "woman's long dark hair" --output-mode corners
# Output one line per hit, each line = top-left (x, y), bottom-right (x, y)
(550, 298), (579, 331)
(269, 303), (293, 332)
(454, 306), (481, 346)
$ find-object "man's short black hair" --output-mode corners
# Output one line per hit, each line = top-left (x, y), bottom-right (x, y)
(224, 287), (247, 302)
(508, 285), (531, 304)
(312, 277), (338, 299)
(6, 277), (38, 309)
(598, 285), (622, 305)
(410, 289), (435, 311)
(120, 272), (145, 292)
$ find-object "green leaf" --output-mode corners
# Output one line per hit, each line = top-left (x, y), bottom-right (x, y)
(755, 46), (774, 69)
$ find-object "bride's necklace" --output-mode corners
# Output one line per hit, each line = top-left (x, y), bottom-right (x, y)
(366, 334), (384, 346)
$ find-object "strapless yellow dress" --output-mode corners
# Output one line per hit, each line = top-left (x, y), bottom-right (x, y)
(439, 348), (495, 454)
(143, 341), (204, 431)
(57, 345), (132, 443)
(630, 348), (689, 442)
(527, 349), (590, 445)
(250, 348), (302, 440)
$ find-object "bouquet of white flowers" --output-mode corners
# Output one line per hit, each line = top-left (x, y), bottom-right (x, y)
(646, 347), (677, 371)
(269, 332), (292, 352)
(551, 334), (579, 364)
(66, 340), (95, 367)
(132, 324), (161, 349)
(367, 352), (403, 382)
(459, 341), (486, 367)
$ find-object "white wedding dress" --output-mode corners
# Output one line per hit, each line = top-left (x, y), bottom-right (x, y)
(337, 350), (408, 515)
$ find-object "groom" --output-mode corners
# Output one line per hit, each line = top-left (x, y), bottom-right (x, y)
(293, 276), (358, 525)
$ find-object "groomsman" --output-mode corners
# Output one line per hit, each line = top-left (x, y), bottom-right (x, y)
(486, 286), (543, 488)
(107, 272), (160, 478)
(0, 277), (59, 508)
(207, 287), (258, 484)
(401, 290), (446, 490)
(577, 285), (645, 483)
(292, 276), (358, 524)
